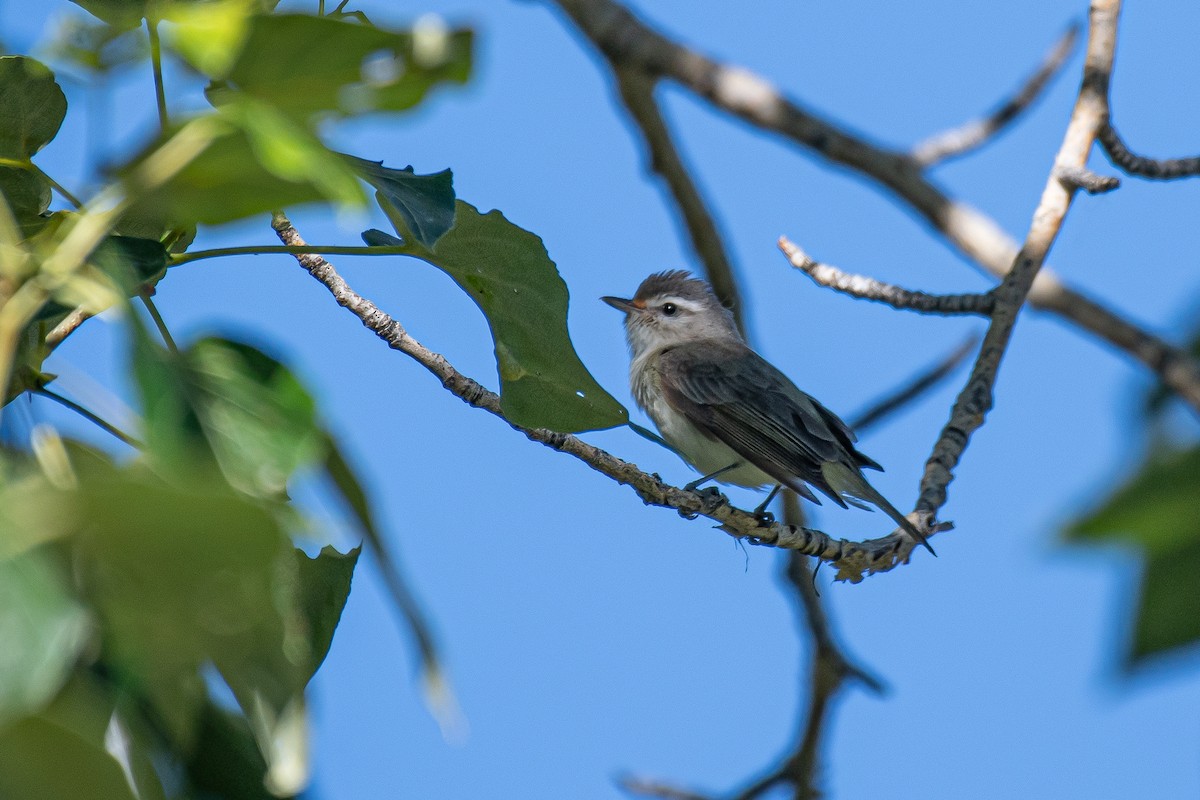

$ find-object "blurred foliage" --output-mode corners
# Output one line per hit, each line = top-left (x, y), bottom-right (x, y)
(1065, 325), (1200, 668)
(0, 0), (637, 793)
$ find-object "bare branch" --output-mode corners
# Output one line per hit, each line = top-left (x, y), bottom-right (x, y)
(1054, 164), (1120, 194)
(271, 212), (945, 580)
(778, 236), (995, 316)
(1099, 122), (1200, 180)
(911, 24), (1080, 167)
(45, 306), (93, 350)
(549, 0), (1200, 414)
(618, 776), (713, 800)
(918, 0), (1121, 516)
(613, 68), (746, 333)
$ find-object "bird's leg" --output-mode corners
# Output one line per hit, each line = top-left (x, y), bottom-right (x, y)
(684, 462), (741, 493)
(751, 484), (782, 525)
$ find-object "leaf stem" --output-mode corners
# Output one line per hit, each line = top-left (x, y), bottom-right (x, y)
(170, 243), (413, 266)
(35, 386), (142, 449)
(139, 291), (178, 353)
(0, 158), (84, 209)
(146, 18), (169, 131)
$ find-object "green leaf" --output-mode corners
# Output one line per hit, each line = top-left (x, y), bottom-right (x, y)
(1066, 445), (1200, 665)
(1130, 542), (1200, 664)
(185, 701), (275, 800)
(0, 549), (91, 726)
(0, 57), (67, 159)
(0, 165), (51, 222)
(67, 0), (150, 29)
(119, 101), (364, 227)
(0, 689), (141, 800)
(293, 545), (360, 683)
(350, 156), (454, 248)
(378, 199), (628, 432)
(205, 14), (472, 118)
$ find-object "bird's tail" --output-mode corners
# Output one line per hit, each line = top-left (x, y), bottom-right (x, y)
(821, 462), (936, 556)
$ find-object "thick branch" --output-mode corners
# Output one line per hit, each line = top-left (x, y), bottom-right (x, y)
(271, 213), (943, 580)
(549, 0), (1200, 414)
(1099, 122), (1200, 180)
(778, 236), (994, 316)
(918, 0), (1120, 514)
(614, 68), (746, 333)
(911, 23), (1079, 167)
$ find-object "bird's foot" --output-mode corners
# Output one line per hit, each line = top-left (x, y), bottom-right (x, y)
(752, 509), (775, 526)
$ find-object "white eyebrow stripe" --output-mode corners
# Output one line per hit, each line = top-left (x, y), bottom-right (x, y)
(655, 296), (705, 313)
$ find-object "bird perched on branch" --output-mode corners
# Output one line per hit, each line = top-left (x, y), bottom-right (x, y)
(602, 270), (933, 555)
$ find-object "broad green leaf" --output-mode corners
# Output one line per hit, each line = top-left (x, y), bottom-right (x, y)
(1066, 445), (1200, 665)
(186, 337), (324, 497)
(162, 0), (256, 78)
(349, 156), (454, 248)
(0, 549), (91, 726)
(0, 165), (51, 222)
(185, 702), (275, 800)
(120, 101), (364, 227)
(1129, 543), (1200, 664)
(294, 545), (360, 683)
(204, 14), (472, 118)
(68, 0), (150, 29)
(377, 199), (628, 432)
(0, 57), (67, 159)
(0, 686), (141, 800)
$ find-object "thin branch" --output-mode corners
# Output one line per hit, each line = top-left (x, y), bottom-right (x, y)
(45, 307), (93, 350)
(146, 18), (168, 131)
(35, 386), (141, 448)
(1055, 164), (1120, 194)
(549, 0), (1200, 414)
(911, 23), (1080, 167)
(778, 236), (995, 316)
(1098, 122), (1200, 180)
(618, 777), (713, 800)
(271, 212), (944, 580)
(170, 243), (412, 267)
(918, 0), (1121, 516)
(139, 291), (178, 353)
(849, 336), (980, 431)
(612, 67), (746, 333)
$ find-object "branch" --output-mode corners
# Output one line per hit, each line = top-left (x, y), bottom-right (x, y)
(1098, 122), (1200, 180)
(918, 0), (1121, 515)
(271, 212), (945, 580)
(910, 24), (1080, 167)
(1054, 164), (1120, 194)
(849, 336), (980, 431)
(613, 68), (746, 333)
(549, 0), (1200, 414)
(778, 236), (994, 316)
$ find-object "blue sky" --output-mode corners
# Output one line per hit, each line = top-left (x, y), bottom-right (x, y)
(4, 0), (1200, 798)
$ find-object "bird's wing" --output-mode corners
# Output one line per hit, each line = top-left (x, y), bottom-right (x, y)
(658, 341), (858, 505)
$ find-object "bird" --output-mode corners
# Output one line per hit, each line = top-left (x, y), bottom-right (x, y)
(602, 270), (933, 555)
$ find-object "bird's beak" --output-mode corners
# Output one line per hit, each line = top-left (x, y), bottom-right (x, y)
(601, 295), (639, 313)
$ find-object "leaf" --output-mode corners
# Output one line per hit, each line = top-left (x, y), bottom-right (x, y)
(209, 14), (472, 118)
(0, 57), (67, 159)
(0, 165), (51, 222)
(1065, 445), (1200, 665)
(377, 199), (629, 432)
(0, 549), (91, 726)
(184, 701), (275, 800)
(119, 101), (364, 227)
(293, 545), (360, 683)
(349, 156), (454, 248)
(67, 0), (150, 29)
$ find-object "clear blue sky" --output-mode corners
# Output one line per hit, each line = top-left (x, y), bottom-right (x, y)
(5, 0), (1200, 797)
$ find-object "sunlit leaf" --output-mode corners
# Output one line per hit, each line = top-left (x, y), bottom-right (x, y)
(1065, 445), (1200, 665)
(377, 199), (628, 432)
(0, 56), (67, 159)
(349, 156), (454, 248)
(207, 14), (472, 118)
(0, 549), (91, 726)
(119, 100), (364, 227)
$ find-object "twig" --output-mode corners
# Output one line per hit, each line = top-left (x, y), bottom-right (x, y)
(778, 236), (994, 316)
(1054, 164), (1120, 194)
(548, 0), (1200, 414)
(911, 24), (1080, 167)
(918, 0), (1121, 516)
(139, 291), (178, 353)
(45, 307), (93, 350)
(612, 67), (746, 333)
(849, 336), (980, 431)
(271, 212), (943, 580)
(35, 386), (141, 448)
(618, 777), (712, 800)
(1098, 122), (1200, 180)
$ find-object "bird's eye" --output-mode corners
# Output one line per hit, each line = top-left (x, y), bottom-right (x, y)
(661, 303), (677, 316)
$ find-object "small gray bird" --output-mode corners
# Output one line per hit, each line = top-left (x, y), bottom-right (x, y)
(602, 270), (932, 554)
